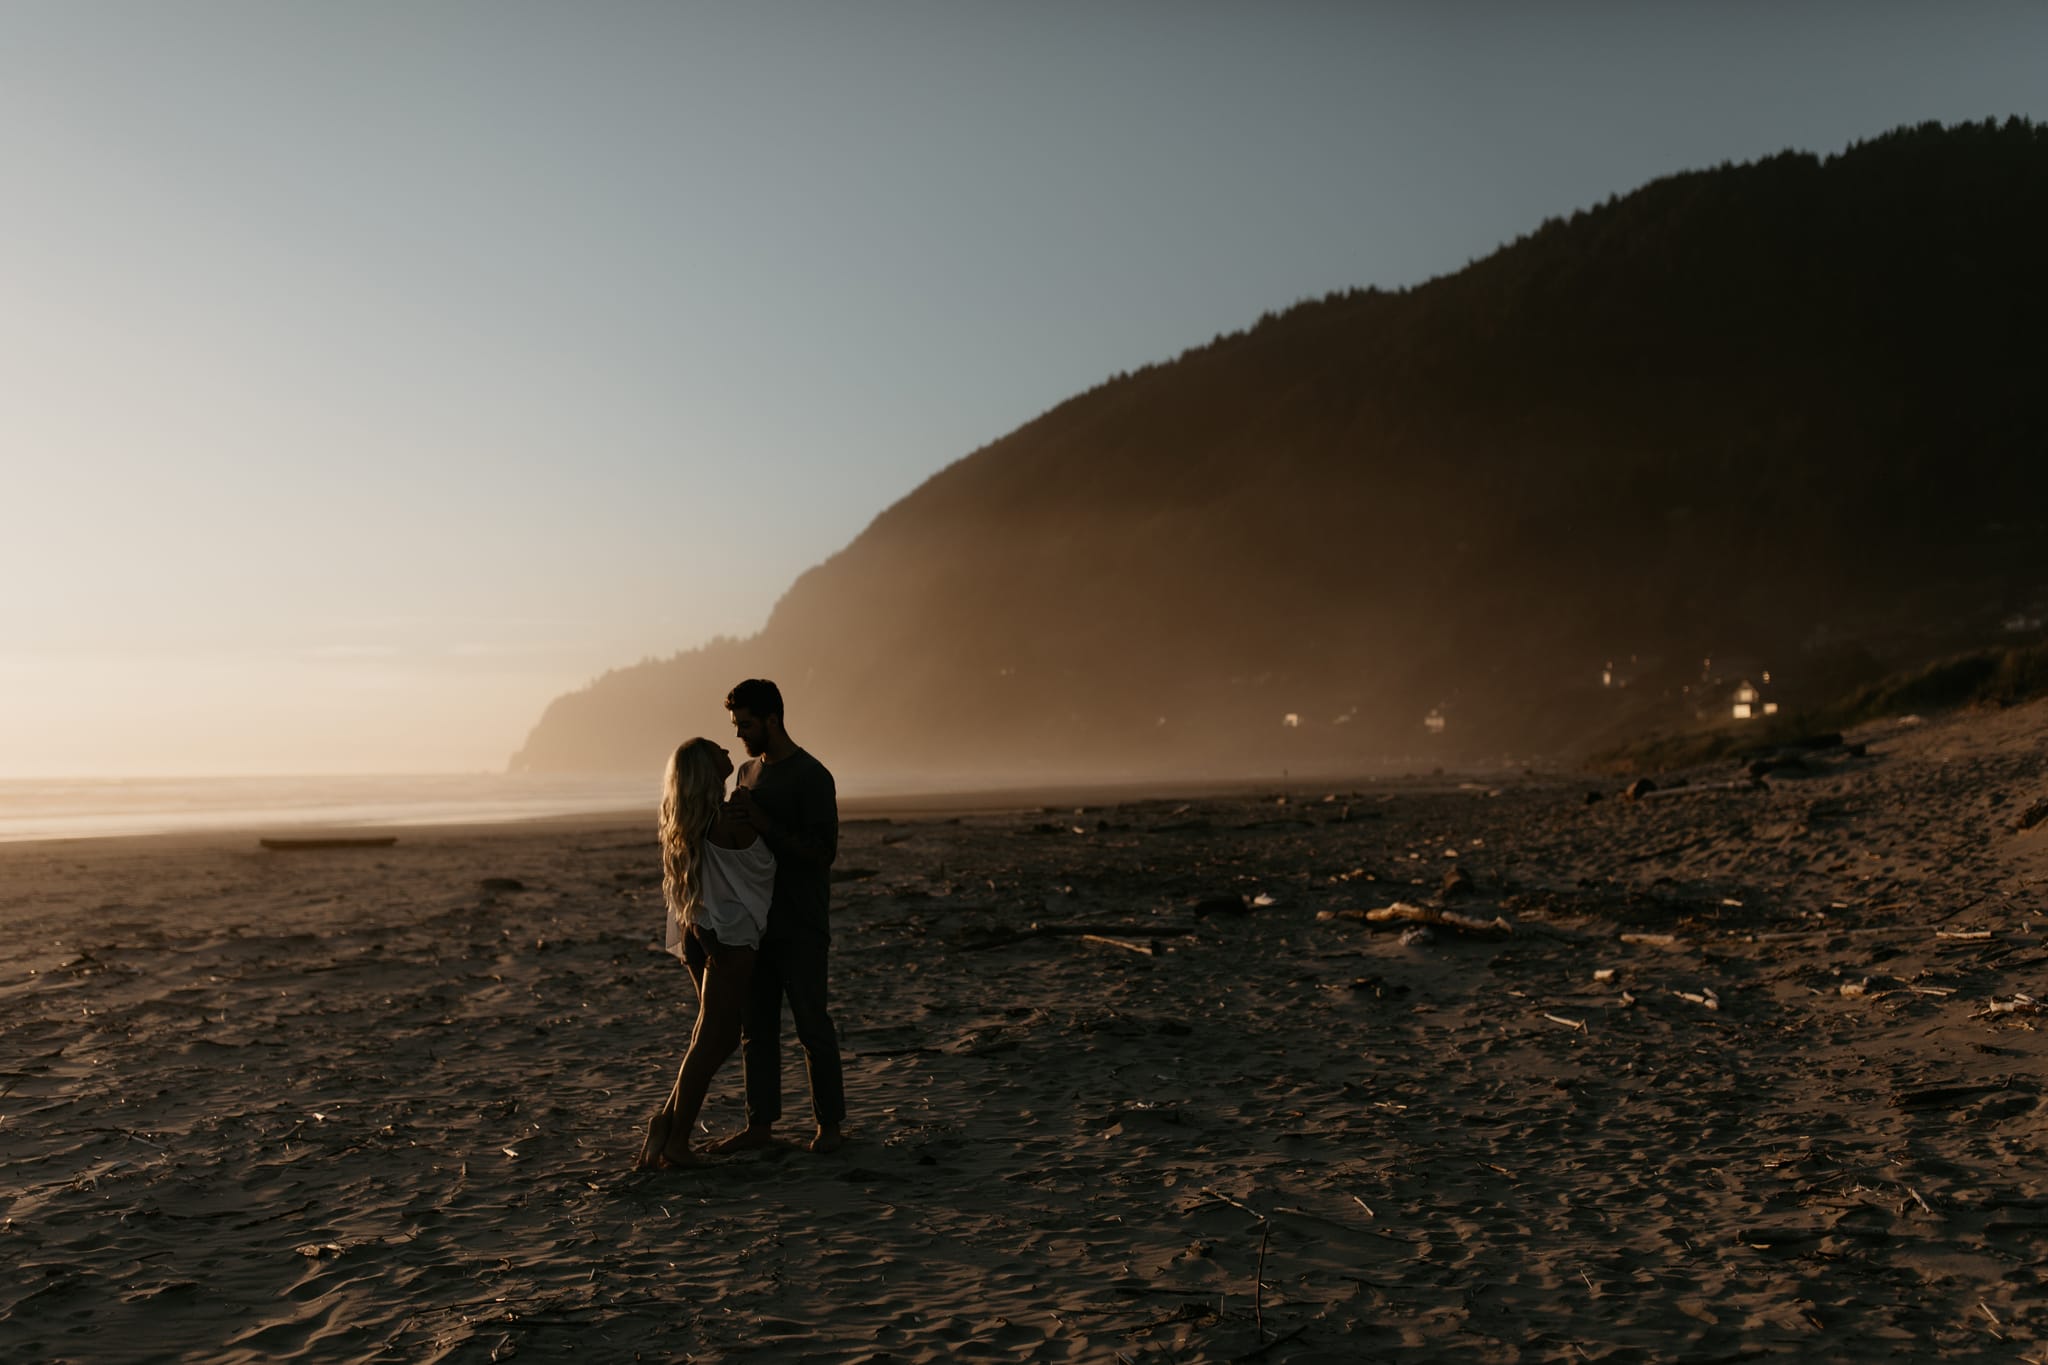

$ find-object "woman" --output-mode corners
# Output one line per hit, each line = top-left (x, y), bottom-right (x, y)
(635, 737), (775, 1169)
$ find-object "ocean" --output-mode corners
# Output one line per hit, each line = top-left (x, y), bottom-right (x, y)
(0, 772), (653, 843)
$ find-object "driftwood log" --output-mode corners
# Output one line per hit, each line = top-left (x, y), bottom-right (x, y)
(1317, 901), (1513, 937)
(962, 922), (1192, 954)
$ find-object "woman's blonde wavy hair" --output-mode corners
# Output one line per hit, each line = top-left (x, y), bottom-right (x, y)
(659, 738), (726, 924)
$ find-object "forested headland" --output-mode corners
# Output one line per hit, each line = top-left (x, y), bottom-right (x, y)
(513, 119), (2048, 781)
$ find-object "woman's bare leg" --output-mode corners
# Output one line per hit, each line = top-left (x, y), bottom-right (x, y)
(636, 945), (712, 1170)
(658, 945), (757, 1166)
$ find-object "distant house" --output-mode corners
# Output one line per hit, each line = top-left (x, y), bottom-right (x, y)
(1731, 679), (1779, 721)
(1600, 654), (1645, 688)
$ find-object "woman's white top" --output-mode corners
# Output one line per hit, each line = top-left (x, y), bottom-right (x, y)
(665, 837), (776, 959)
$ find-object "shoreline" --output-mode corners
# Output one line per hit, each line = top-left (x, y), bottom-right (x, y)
(0, 766), (1550, 858)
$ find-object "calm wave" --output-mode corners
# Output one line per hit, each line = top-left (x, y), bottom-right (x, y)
(0, 773), (653, 842)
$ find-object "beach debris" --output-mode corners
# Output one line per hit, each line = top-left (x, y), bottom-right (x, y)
(1317, 901), (1512, 937)
(1398, 925), (1433, 947)
(1543, 1012), (1587, 1033)
(1838, 979), (1870, 997)
(1154, 815), (1214, 832)
(1078, 933), (1157, 957)
(1624, 778), (1657, 802)
(1201, 1186), (1269, 1220)
(1255, 1219), (1270, 1340)
(1937, 929), (1996, 941)
(1979, 994), (2041, 1017)
(962, 922), (1190, 953)
(1671, 987), (1720, 1010)
(1592, 968), (1615, 983)
(1618, 932), (1678, 947)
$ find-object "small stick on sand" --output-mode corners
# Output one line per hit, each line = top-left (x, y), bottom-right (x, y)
(965, 923), (1190, 952)
(1078, 933), (1155, 956)
(1254, 1220), (1269, 1340)
(1544, 1013), (1588, 1033)
(1202, 1186), (1267, 1220)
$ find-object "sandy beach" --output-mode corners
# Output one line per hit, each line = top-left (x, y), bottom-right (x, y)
(4, 700), (2046, 1363)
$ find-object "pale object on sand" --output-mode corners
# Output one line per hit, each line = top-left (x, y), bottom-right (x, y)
(1321, 901), (1513, 936)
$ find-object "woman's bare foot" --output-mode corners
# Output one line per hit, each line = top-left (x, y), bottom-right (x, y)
(635, 1111), (674, 1170)
(808, 1123), (845, 1154)
(708, 1124), (776, 1154)
(657, 1137), (703, 1168)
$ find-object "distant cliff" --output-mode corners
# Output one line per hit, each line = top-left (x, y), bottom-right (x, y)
(513, 119), (2048, 778)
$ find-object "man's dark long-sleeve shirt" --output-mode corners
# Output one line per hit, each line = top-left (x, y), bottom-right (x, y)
(738, 748), (837, 943)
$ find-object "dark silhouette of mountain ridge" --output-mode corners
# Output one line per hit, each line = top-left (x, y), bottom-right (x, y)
(513, 119), (2048, 779)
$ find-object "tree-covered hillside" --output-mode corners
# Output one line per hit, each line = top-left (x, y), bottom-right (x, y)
(514, 119), (2048, 778)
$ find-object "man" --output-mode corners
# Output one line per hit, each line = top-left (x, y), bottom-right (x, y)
(715, 678), (845, 1154)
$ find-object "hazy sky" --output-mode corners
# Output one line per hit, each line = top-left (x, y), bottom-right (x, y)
(5, 3), (2044, 777)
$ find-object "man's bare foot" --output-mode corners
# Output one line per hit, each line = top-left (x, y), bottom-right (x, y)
(708, 1124), (776, 1154)
(635, 1111), (674, 1171)
(808, 1123), (845, 1154)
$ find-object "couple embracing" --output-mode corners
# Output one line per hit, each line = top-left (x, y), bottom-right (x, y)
(636, 678), (845, 1169)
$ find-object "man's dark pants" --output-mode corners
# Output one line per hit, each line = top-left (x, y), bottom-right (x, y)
(740, 930), (845, 1128)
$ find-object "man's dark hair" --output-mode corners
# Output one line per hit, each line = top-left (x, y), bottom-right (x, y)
(725, 678), (785, 719)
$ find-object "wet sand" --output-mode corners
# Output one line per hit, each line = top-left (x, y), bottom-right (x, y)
(3, 700), (2046, 1362)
